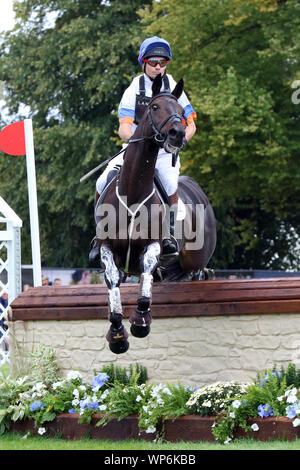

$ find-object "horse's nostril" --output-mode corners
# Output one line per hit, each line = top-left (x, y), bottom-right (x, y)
(169, 128), (178, 137)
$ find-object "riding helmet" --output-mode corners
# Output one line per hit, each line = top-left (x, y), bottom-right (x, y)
(138, 36), (172, 66)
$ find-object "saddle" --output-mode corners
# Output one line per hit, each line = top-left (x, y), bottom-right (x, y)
(95, 168), (171, 221)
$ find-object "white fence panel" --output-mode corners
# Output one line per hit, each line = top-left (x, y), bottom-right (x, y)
(0, 197), (22, 366)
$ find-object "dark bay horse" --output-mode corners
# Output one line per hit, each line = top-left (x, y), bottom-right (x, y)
(95, 74), (216, 354)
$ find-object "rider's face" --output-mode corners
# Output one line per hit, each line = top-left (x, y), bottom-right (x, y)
(145, 57), (167, 79)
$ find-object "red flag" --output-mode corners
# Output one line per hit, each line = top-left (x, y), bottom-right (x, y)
(0, 121), (26, 156)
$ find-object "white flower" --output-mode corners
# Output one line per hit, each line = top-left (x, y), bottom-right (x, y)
(293, 418), (300, 427)
(229, 412), (235, 419)
(72, 399), (79, 406)
(66, 371), (82, 381)
(202, 400), (212, 408)
(251, 423), (259, 431)
(38, 427), (46, 435)
(17, 376), (29, 386)
(99, 404), (107, 411)
(136, 395), (142, 402)
(162, 387), (172, 395)
(33, 382), (45, 391)
(277, 395), (283, 402)
(145, 426), (156, 434)
(52, 381), (63, 390)
(287, 394), (298, 404)
(73, 389), (79, 399)
(79, 385), (86, 391)
(224, 437), (232, 444)
(142, 405), (148, 413)
(232, 400), (241, 409)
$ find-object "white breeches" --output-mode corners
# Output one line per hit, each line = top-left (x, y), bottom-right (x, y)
(96, 148), (180, 197)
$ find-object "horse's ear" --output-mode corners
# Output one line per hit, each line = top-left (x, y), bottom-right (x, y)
(172, 78), (184, 99)
(152, 74), (163, 97)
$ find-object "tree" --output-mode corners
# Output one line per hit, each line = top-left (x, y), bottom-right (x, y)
(140, 0), (300, 269)
(0, 0), (151, 267)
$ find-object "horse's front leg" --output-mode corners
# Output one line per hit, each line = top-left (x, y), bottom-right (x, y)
(100, 243), (129, 354)
(129, 242), (160, 338)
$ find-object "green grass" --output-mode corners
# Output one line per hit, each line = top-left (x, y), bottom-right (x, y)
(0, 363), (10, 378)
(0, 432), (300, 450)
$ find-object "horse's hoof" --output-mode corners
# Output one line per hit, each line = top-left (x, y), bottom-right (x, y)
(130, 324), (150, 338)
(109, 340), (129, 354)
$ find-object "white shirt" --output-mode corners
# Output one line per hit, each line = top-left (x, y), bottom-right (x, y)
(118, 73), (196, 129)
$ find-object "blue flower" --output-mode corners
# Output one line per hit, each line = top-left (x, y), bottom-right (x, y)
(260, 372), (280, 387)
(80, 400), (99, 410)
(286, 403), (300, 419)
(29, 400), (44, 412)
(91, 373), (110, 389)
(68, 408), (76, 414)
(257, 404), (274, 418)
(272, 371), (281, 378)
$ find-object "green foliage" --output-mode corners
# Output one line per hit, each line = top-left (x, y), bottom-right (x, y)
(28, 345), (60, 386)
(0, 0), (151, 267)
(1, 350), (300, 443)
(96, 378), (153, 427)
(140, 0), (300, 269)
(212, 368), (300, 443)
(265, 363), (300, 388)
(98, 363), (148, 387)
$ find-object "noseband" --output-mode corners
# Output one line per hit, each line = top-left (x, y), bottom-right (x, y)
(147, 93), (184, 146)
(128, 92), (185, 148)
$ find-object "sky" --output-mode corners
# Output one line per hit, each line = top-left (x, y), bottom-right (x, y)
(0, 0), (15, 32)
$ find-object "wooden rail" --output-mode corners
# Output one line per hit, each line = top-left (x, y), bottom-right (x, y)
(10, 277), (300, 321)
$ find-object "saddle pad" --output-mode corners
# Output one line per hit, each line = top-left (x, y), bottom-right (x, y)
(177, 198), (186, 221)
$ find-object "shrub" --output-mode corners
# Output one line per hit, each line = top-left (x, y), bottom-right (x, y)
(212, 368), (300, 443)
(186, 381), (250, 416)
(97, 363), (148, 387)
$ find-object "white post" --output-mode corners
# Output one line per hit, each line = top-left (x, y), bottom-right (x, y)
(24, 119), (42, 287)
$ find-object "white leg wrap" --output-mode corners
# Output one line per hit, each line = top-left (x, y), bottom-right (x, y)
(140, 242), (160, 300)
(101, 243), (123, 315)
(108, 287), (122, 315)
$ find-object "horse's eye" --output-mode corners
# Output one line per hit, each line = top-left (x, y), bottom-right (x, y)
(152, 104), (159, 111)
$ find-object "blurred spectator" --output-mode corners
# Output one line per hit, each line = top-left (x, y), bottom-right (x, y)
(23, 284), (31, 292)
(0, 292), (8, 309)
(0, 292), (9, 351)
(54, 278), (62, 286)
(42, 276), (50, 286)
(70, 269), (83, 285)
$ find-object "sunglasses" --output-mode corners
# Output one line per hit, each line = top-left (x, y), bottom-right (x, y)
(143, 59), (169, 68)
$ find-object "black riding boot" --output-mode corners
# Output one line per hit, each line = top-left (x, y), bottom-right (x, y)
(162, 209), (179, 256)
(89, 191), (102, 265)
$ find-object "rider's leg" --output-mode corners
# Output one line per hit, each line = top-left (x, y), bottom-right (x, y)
(163, 189), (179, 255)
(89, 190), (101, 262)
(155, 153), (180, 256)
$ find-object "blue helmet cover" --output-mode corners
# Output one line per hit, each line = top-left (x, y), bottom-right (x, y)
(138, 36), (172, 65)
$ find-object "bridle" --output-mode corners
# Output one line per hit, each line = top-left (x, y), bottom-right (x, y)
(128, 92), (186, 148)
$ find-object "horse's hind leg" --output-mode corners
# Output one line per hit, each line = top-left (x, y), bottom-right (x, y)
(129, 242), (160, 338)
(100, 243), (129, 354)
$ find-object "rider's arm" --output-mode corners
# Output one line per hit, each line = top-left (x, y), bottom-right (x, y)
(118, 122), (133, 142)
(185, 118), (196, 142)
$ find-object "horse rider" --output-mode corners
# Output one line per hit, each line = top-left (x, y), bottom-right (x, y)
(89, 36), (197, 263)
